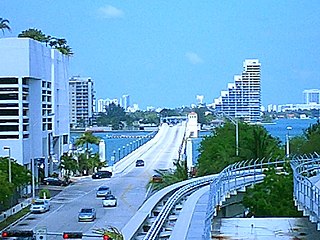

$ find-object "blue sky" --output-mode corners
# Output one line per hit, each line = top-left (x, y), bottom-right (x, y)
(2, 1), (320, 109)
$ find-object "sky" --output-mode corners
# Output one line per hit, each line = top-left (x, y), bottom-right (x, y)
(2, 1), (320, 109)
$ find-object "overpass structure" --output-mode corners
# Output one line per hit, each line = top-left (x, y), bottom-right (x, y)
(124, 154), (320, 239)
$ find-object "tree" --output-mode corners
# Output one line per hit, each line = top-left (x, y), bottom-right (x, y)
(242, 165), (302, 217)
(18, 28), (47, 42)
(59, 153), (79, 177)
(96, 103), (127, 129)
(93, 226), (124, 240)
(18, 29), (73, 56)
(74, 132), (102, 174)
(196, 122), (284, 176)
(290, 120), (320, 155)
(148, 159), (188, 191)
(0, 157), (31, 210)
(0, 17), (11, 35)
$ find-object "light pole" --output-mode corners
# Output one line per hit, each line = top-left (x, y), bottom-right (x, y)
(286, 126), (292, 157)
(3, 146), (11, 183)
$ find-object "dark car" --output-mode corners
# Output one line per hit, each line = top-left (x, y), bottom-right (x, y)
(92, 171), (112, 179)
(42, 177), (68, 186)
(135, 159), (145, 167)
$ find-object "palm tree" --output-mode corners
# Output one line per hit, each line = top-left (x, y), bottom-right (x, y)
(92, 226), (124, 240)
(18, 29), (74, 56)
(148, 159), (188, 191)
(56, 45), (74, 56)
(75, 132), (101, 153)
(18, 28), (47, 42)
(0, 18), (11, 35)
(75, 132), (101, 174)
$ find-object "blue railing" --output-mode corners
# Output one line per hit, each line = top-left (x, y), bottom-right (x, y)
(203, 158), (286, 239)
(291, 153), (320, 230)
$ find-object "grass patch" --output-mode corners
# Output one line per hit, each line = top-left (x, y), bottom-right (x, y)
(0, 207), (30, 231)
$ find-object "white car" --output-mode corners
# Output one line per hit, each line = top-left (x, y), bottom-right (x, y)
(102, 194), (117, 207)
(30, 199), (50, 213)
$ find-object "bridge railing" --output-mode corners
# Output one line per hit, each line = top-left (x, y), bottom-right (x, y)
(142, 176), (213, 240)
(291, 153), (320, 230)
(203, 158), (286, 239)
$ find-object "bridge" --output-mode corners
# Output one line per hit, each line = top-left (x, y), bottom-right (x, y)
(123, 154), (320, 239)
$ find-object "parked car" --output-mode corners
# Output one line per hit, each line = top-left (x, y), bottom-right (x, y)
(135, 159), (145, 167)
(42, 177), (68, 186)
(30, 199), (50, 213)
(92, 170), (112, 179)
(152, 174), (163, 183)
(102, 194), (117, 207)
(78, 208), (96, 222)
(96, 186), (111, 197)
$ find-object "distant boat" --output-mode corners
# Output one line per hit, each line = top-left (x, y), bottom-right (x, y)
(300, 114), (310, 119)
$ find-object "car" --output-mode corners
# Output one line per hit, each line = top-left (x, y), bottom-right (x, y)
(135, 159), (145, 167)
(78, 208), (96, 222)
(102, 194), (117, 207)
(42, 177), (68, 186)
(96, 186), (111, 197)
(92, 170), (112, 179)
(152, 174), (163, 183)
(30, 199), (50, 213)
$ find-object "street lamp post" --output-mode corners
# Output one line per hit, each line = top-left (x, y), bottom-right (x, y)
(286, 126), (292, 157)
(3, 146), (11, 183)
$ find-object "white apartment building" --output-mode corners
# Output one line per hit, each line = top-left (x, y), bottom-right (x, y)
(0, 38), (70, 177)
(69, 76), (94, 128)
(304, 89), (320, 104)
(213, 59), (261, 123)
(120, 94), (130, 111)
(95, 98), (119, 113)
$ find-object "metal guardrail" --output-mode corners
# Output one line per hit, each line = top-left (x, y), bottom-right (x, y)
(142, 176), (213, 240)
(291, 153), (320, 230)
(203, 158), (286, 239)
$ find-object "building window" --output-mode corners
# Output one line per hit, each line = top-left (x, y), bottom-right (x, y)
(0, 93), (18, 100)
(0, 109), (19, 116)
(0, 125), (19, 131)
(0, 135), (19, 139)
(0, 77), (18, 84)
(63, 135), (68, 144)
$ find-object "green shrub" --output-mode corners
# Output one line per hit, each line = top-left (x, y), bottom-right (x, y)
(38, 189), (51, 199)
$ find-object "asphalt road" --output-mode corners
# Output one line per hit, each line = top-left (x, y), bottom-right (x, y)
(9, 123), (186, 239)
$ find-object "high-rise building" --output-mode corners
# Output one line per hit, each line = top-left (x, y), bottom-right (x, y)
(120, 94), (130, 111)
(0, 38), (70, 177)
(69, 76), (95, 128)
(213, 59), (261, 123)
(303, 89), (320, 104)
(95, 98), (120, 113)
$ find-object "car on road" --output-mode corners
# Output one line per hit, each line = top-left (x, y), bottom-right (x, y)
(42, 177), (68, 186)
(102, 194), (117, 207)
(92, 170), (112, 179)
(135, 159), (145, 167)
(30, 199), (50, 213)
(78, 208), (96, 222)
(152, 174), (163, 183)
(96, 186), (111, 197)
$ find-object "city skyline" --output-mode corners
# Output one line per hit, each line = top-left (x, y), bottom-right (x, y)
(2, 1), (320, 109)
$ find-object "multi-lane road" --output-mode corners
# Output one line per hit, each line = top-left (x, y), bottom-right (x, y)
(10, 123), (186, 239)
